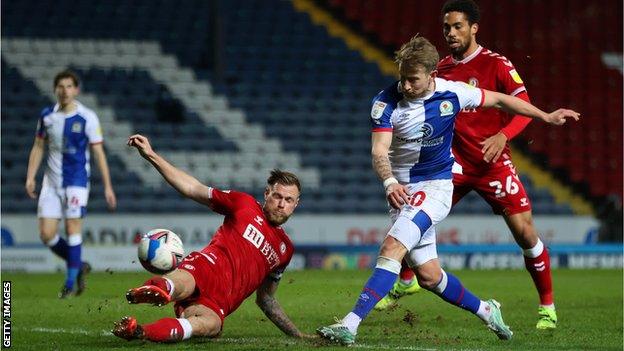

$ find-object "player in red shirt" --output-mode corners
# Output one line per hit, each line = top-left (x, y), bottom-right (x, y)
(112, 134), (311, 342)
(377, 0), (558, 330)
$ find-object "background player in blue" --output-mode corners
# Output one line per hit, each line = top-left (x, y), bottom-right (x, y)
(316, 35), (579, 345)
(25, 70), (117, 298)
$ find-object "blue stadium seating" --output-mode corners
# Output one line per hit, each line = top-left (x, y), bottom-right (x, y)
(1, 0), (575, 214)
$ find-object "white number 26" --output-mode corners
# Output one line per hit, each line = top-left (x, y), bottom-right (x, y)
(489, 176), (519, 198)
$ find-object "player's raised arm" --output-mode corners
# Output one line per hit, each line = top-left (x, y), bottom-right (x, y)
(25, 137), (45, 199)
(482, 90), (580, 125)
(372, 132), (410, 209)
(255, 276), (312, 338)
(127, 134), (211, 205)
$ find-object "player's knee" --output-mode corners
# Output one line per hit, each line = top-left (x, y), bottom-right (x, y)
(415, 267), (442, 290)
(39, 231), (57, 243)
(190, 317), (221, 338)
(508, 213), (538, 248)
(165, 270), (196, 298)
(379, 236), (408, 260)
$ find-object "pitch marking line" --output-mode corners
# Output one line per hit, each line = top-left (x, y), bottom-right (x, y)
(24, 328), (474, 350)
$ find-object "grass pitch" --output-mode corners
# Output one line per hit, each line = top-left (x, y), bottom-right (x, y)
(3, 269), (622, 350)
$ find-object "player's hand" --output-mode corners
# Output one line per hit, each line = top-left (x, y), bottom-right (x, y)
(105, 187), (117, 211)
(25, 178), (37, 199)
(545, 109), (580, 125)
(386, 183), (410, 209)
(480, 132), (507, 163)
(127, 134), (155, 159)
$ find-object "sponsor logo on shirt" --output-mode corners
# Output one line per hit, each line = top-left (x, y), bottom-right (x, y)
(421, 136), (444, 147)
(242, 223), (281, 269)
(439, 100), (454, 116)
(371, 101), (387, 120)
(395, 123), (442, 146)
(509, 69), (524, 84)
(421, 123), (433, 138)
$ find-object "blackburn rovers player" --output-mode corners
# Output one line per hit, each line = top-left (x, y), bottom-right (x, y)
(377, 0), (559, 330)
(316, 35), (579, 345)
(113, 135), (312, 342)
(25, 70), (117, 298)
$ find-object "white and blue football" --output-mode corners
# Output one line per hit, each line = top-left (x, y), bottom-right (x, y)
(137, 229), (185, 275)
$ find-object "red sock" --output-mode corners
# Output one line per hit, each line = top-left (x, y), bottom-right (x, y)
(143, 276), (170, 294)
(399, 260), (415, 282)
(143, 318), (185, 342)
(524, 248), (554, 305)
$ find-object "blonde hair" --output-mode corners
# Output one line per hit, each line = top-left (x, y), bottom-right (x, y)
(394, 35), (439, 73)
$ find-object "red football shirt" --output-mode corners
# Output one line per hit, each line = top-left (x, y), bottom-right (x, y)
(202, 188), (294, 315)
(437, 46), (532, 175)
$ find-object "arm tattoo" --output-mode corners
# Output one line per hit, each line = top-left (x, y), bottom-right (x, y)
(372, 154), (394, 180)
(257, 294), (302, 337)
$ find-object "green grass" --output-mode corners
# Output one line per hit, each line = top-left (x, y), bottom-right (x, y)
(3, 269), (622, 350)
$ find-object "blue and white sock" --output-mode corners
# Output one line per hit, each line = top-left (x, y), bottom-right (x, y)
(343, 256), (401, 334)
(45, 234), (69, 261)
(432, 270), (482, 314)
(65, 234), (82, 290)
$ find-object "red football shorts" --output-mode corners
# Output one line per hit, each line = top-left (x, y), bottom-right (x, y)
(175, 250), (232, 325)
(452, 161), (532, 216)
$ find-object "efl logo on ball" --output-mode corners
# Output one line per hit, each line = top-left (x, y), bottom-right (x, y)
(137, 229), (185, 275)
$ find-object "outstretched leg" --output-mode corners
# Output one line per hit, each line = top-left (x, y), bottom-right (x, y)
(113, 304), (222, 342)
(317, 236), (406, 345)
(126, 269), (196, 306)
(414, 257), (512, 340)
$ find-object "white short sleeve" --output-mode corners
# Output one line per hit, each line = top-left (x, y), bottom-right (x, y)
(447, 80), (484, 110)
(85, 112), (103, 144)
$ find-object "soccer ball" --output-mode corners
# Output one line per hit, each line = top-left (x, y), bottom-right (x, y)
(137, 229), (185, 275)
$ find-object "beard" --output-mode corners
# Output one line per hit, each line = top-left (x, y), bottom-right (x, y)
(449, 41), (470, 57)
(264, 208), (290, 226)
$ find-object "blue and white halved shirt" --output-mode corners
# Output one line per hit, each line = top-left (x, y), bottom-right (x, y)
(370, 78), (484, 183)
(36, 101), (103, 188)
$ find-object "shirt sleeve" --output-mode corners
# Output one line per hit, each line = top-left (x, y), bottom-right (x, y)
(36, 107), (52, 139)
(452, 81), (484, 110)
(207, 188), (256, 216)
(370, 95), (393, 132)
(86, 113), (104, 144)
(495, 57), (527, 97)
(35, 117), (46, 139)
(268, 251), (293, 282)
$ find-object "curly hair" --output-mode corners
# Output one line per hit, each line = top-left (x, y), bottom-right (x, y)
(442, 0), (481, 25)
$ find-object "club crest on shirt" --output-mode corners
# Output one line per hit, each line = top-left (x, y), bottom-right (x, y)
(439, 100), (454, 116)
(468, 77), (479, 87)
(280, 242), (286, 254)
(71, 122), (83, 133)
(371, 101), (387, 120)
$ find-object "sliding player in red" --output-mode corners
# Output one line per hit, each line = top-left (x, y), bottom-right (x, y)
(113, 134), (312, 342)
